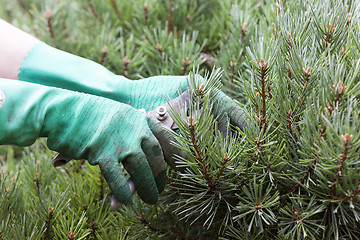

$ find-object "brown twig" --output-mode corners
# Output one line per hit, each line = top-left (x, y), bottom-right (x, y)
(110, 0), (120, 17)
(241, 23), (247, 39)
(167, 0), (174, 33)
(286, 109), (295, 137)
(324, 23), (335, 54)
(346, 13), (351, 28)
(214, 153), (230, 182)
(187, 117), (215, 190)
(143, 3), (148, 25)
(292, 67), (311, 115)
(123, 56), (131, 77)
(44, 206), (54, 240)
(156, 43), (163, 55)
(319, 81), (346, 137)
(16, 0), (33, 19)
(100, 46), (108, 66)
(138, 213), (167, 235)
(253, 137), (265, 165)
(331, 133), (353, 198)
(332, 184), (360, 201)
(259, 58), (269, 132)
(68, 231), (76, 240)
(90, 220), (97, 238)
(34, 172), (40, 194)
(181, 57), (191, 75)
(44, 10), (58, 48)
(89, 1), (103, 24)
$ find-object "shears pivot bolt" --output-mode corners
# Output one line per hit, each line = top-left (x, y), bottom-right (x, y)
(156, 106), (168, 121)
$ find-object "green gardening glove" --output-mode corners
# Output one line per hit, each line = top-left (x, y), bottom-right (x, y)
(0, 78), (179, 205)
(18, 43), (247, 131)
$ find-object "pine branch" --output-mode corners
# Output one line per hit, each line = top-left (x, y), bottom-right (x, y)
(110, 0), (120, 17)
(100, 46), (108, 66)
(181, 58), (191, 75)
(319, 81), (346, 137)
(331, 133), (353, 198)
(138, 213), (167, 235)
(143, 3), (148, 26)
(44, 206), (54, 240)
(214, 152), (230, 182)
(167, 0), (174, 33)
(89, 1), (103, 24)
(34, 172), (40, 194)
(123, 56), (131, 77)
(187, 117), (215, 191)
(258, 58), (269, 132)
(44, 10), (58, 48)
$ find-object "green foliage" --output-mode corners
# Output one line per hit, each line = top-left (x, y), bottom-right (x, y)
(1, 0), (360, 239)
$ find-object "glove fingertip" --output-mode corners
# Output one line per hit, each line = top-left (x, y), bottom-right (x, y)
(99, 160), (133, 205)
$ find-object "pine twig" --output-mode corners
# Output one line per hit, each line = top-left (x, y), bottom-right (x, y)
(241, 23), (247, 39)
(44, 206), (54, 240)
(296, 81), (347, 191)
(324, 23), (335, 53)
(181, 58), (190, 75)
(110, 0), (120, 17)
(16, 0), (33, 19)
(123, 56), (131, 77)
(214, 152), (230, 182)
(156, 43), (163, 55)
(68, 231), (76, 240)
(90, 220), (97, 238)
(253, 137), (266, 165)
(89, 1), (103, 24)
(34, 172), (40, 194)
(138, 213), (166, 235)
(331, 133), (353, 198)
(187, 117), (215, 190)
(332, 185), (360, 201)
(293, 67), (311, 114)
(143, 3), (148, 25)
(258, 58), (269, 132)
(44, 10), (58, 48)
(319, 81), (346, 137)
(100, 46), (108, 66)
(167, 0), (174, 33)
(286, 109), (295, 137)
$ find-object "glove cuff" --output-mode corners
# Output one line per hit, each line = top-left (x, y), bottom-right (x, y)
(18, 42), (132, 103)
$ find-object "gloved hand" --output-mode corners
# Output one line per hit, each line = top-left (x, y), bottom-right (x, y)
(0, 78), (179, 205)
(18, 43), (247, 130)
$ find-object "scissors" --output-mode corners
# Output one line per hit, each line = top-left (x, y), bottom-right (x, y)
(51, 90), (190, 209)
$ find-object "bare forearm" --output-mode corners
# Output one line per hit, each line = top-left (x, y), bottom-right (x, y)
(0, 19), (40, 79)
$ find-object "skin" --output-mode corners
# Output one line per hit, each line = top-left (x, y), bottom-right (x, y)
(0, 18), (40, 79)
